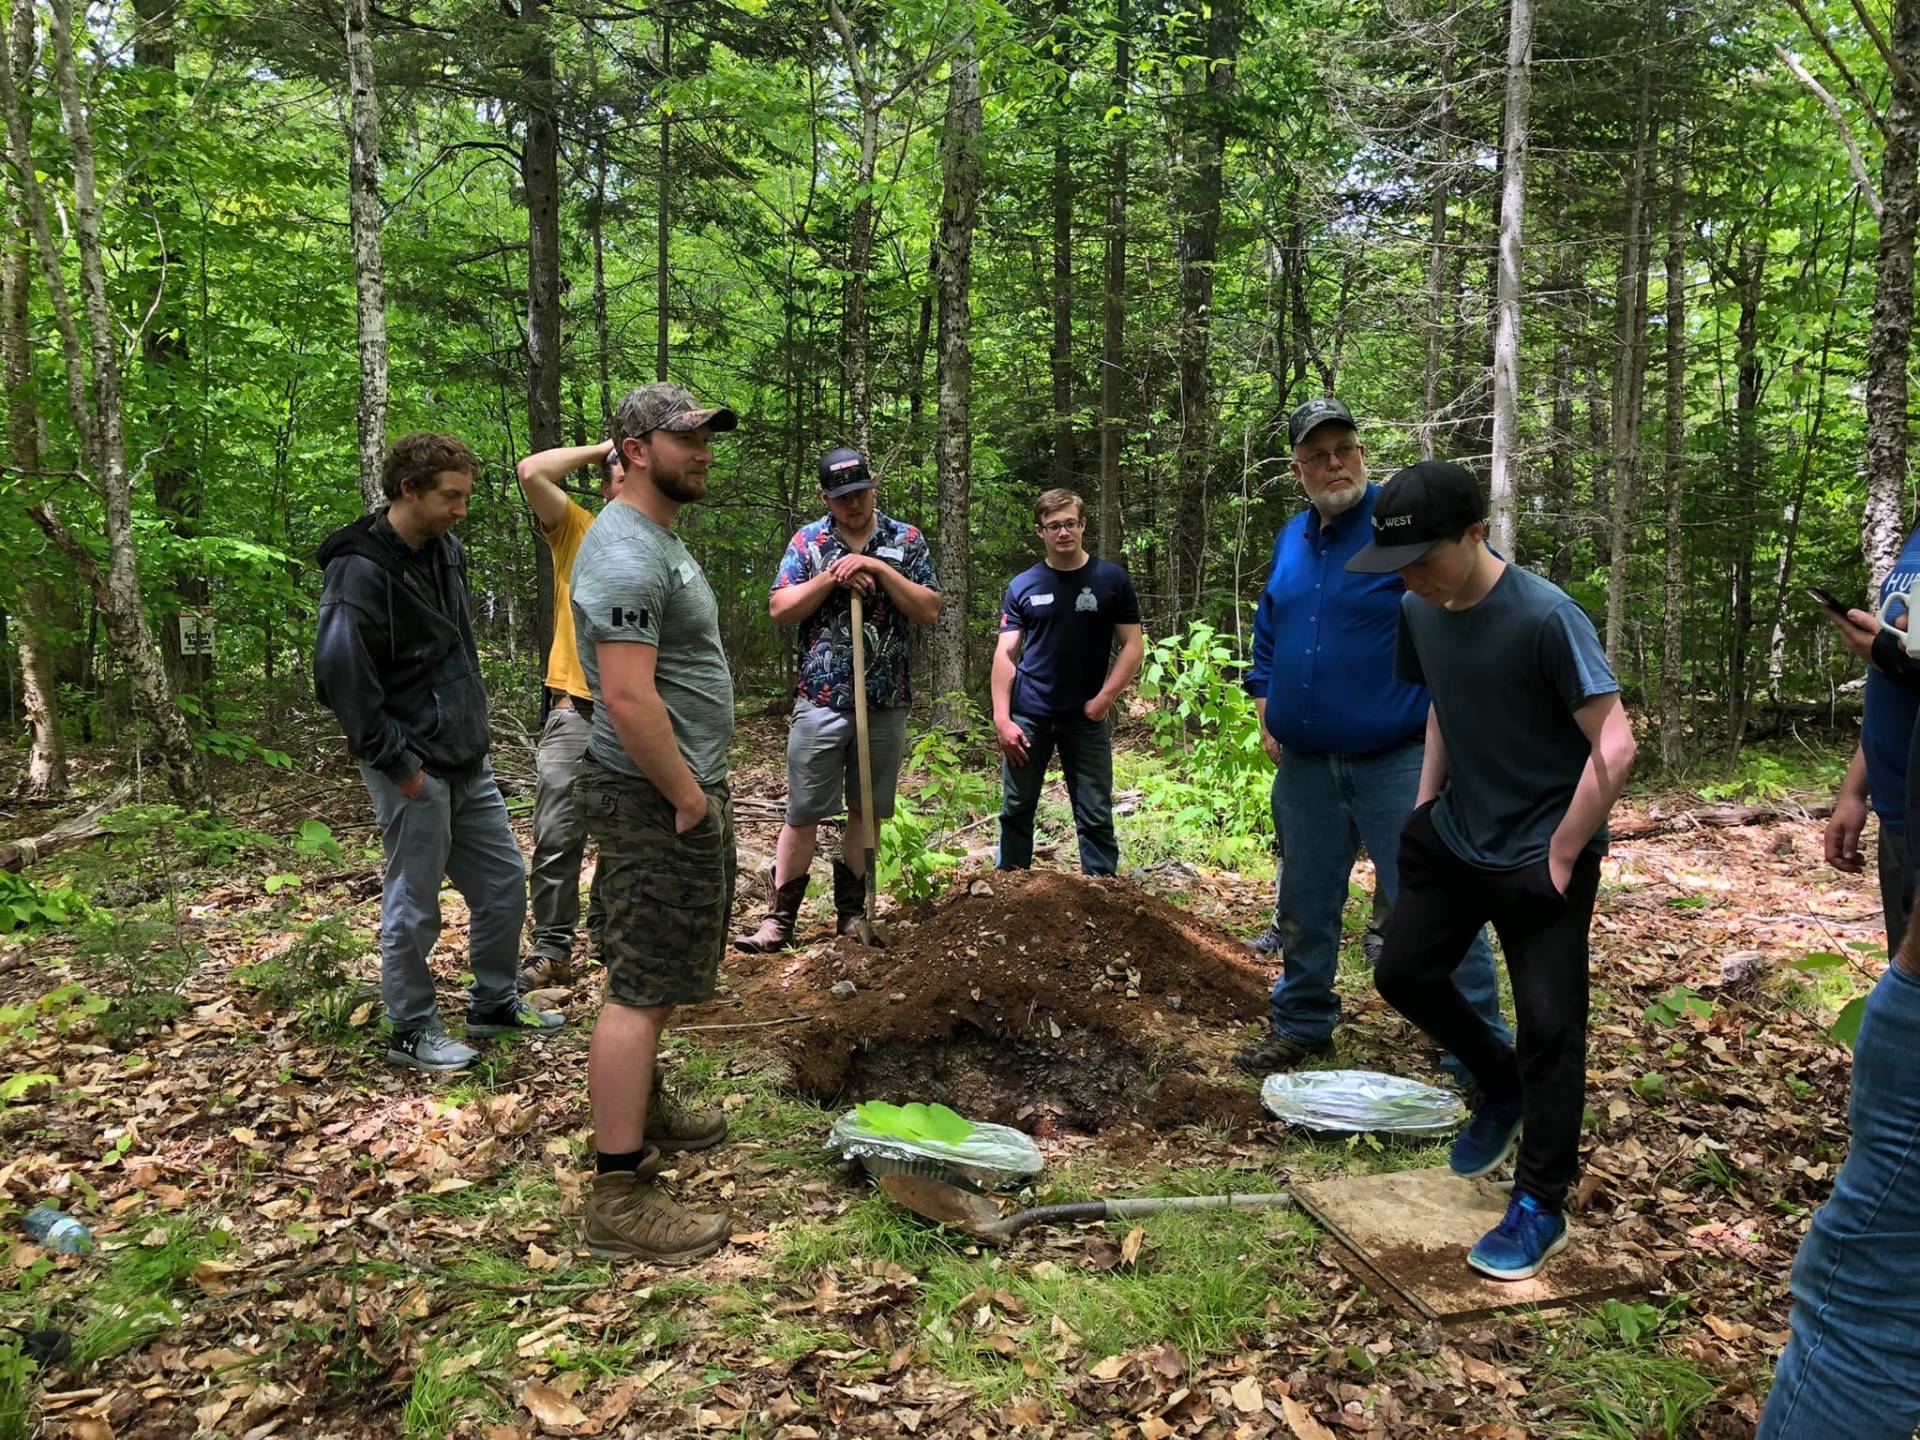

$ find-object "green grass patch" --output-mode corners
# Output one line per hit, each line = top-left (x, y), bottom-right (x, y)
(402, 1344), (490, 1440)
(1529, 1302), (1719, 1440)
(73, 1213), (239, 1364)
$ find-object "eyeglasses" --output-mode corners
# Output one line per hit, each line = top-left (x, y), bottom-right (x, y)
(1299, 441), (1360, 471)
(1038, 519), (1083, 534)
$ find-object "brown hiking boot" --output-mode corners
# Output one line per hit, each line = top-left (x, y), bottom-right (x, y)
(645, 1071), (728, 1153)
(518, 951), (573, 991)
(584, 1151), (730, 1265)
(832, 858), (868, 938)
(732, 876), (808, 953)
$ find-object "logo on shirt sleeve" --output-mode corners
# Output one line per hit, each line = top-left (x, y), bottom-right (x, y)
(611, 606), (649, 630)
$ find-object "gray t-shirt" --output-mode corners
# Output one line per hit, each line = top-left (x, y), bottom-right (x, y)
(570, 500), (734, 787)
(1395, 563), (1619, 869)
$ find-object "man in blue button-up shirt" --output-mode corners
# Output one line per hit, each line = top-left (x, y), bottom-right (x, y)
(1233, 398), (1510, 1079)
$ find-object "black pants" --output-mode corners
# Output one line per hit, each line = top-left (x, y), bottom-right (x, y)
(1374, 802), (1603, 1213)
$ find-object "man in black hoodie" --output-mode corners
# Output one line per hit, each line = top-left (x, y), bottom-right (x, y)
(314, 433), (562, 1072)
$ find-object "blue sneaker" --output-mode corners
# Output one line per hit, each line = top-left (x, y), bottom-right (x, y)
(1468, 1192), (1568, 1280)
(1449, 1095), (1524, 1178)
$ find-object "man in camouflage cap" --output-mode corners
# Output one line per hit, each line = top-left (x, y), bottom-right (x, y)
(568, 381), (743, 1265)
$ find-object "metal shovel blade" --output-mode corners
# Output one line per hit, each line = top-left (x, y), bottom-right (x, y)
(879, 1171), (1006, 1237)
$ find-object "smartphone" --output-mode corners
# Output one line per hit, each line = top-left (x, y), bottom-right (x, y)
(1806, 585), (1849, 617)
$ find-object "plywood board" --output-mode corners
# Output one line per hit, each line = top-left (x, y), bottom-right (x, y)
(1293, 1166), (1651, 1322)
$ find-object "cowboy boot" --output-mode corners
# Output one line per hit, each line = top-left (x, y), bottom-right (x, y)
(832, 858), (868, 938)
(731, 876), (808, 953)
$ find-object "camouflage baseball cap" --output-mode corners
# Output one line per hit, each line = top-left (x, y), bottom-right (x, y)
(1287, 395), (1355, 447)
(614, 382), (739, 440)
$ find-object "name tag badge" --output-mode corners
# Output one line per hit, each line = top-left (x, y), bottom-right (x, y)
(878, 545), (904, 561)
(676, 560), (696, 585)
(1031, 593), (1055, 606)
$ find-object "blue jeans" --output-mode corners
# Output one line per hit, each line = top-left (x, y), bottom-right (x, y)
(361, 760), (525, 1029)
(1758, 962), (1920, 1440)
(997, 712), (1119, 875)
(1268, 745), (1510, 1083)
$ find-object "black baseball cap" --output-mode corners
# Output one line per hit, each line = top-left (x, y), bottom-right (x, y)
(819, 446), (875, 498)
(1288, 396), (1356, 447)
(1346, 460), (1486, 573)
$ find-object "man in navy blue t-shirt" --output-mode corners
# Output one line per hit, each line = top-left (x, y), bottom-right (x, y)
(993, 489), (1144, 875)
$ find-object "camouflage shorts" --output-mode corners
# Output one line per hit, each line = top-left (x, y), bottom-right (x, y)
(577, 759), (736, 1008)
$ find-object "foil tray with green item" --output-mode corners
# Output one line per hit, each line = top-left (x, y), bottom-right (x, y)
(827, 1101), (1044, 1190)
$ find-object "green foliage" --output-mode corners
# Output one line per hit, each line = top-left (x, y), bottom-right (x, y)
(1542, 1297), (1714, 1440)
(236, 917), (364, 1023)
(1131, 623), (1270, 868)
(1643, 985), (1714, 1028)
(290, 819), (343, 865)
(69, 912), (203, 1039)
(104, 805), (274, 870)
(0, 1337), (33, 1440)
(879, 701), (996, 903)
(1694, 747), (1847, 805)
(1829, 995), (1868, 1049)
(853, 1100), (975, 1144)
(0, 984), (109, 1048)
(0, 871), (96, 933)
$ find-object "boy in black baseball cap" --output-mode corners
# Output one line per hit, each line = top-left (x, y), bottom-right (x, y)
(1350, 460), (1638, 1281)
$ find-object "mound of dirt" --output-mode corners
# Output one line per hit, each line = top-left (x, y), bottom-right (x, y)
(696, 870), (1277, 1134)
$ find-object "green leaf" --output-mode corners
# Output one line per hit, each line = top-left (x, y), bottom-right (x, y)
(1792, 952), (1848, 971)
(854, 1099), (976, 1144)
(1829, 996), (1867, 1048)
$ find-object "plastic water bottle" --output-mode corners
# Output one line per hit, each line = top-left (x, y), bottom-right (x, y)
(22, 1205), (93, 1254)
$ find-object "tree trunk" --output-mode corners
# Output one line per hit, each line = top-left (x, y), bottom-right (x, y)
(344, 0), (387, 513)
(1098, 0), (1129, 561)
(1725, 238), (1768, 756)
(1171, 0), (1239, 624)
(593, 140), (611, 430)
(1, 6), (65, 797)
(521, 0), (562, 669)
(34, 0), (200, 802)
(1050, 0), (1075, 491)
(656, 11), (672, 381)
(1421, 43), (1452, 461)
(1487, 0), (1534, 557)
(1604, 65), (1654, 666)
(1864, 0), (1920, 593)
(1660, 128), (1689, 772)
(931, 33), (981, 708)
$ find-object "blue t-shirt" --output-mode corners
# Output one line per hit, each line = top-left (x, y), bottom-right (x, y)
(1396, 564), (1620, 870)
(1864, 524), (1920, 832)
(999, 557), (1141, 718)
(1245, 486), (1431, 755)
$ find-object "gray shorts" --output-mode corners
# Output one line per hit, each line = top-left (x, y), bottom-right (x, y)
(785, 698), (909, 824)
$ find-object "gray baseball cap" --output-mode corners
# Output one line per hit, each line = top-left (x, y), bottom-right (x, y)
(1287, 396), (1356, 448)
(614, 382), (739, 439)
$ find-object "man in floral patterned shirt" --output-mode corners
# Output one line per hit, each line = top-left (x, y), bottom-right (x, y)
(734, 447), (941, 951)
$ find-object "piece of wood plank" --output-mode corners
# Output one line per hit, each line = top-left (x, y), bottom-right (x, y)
(1293, 1166), (1651, 1323)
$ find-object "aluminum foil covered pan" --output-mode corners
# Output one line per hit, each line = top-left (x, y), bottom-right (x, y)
(827, 1110), (1044, 1189)
(1260, 1069), (1466, 1135)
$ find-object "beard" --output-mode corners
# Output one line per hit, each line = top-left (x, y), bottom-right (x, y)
(1313, 477), (1366, 517)
(654, 467), (709, 504)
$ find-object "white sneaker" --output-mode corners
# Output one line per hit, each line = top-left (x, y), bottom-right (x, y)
(387, 1021), (477, 1072)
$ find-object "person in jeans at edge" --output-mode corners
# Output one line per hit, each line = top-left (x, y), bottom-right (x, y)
(991, 487), (1144, 875)
(314, 433), (564, 1073)
(1757, 572), (1920, 1439)
(570, 382), (740, 1265)
(1354, 459), (1635, 1282)
(732, 447), (941, 951)
(1234, 398), (1510, 1085)
(512, 441), (624, 989)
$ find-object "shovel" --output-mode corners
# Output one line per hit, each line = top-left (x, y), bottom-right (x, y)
(879, 1171), (1293, 1245)
(846, 588), (883, 947)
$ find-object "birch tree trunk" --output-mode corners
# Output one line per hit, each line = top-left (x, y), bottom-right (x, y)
(1, 4), (66, 797)
(1420, 43), (1452, 461)
(1605, 67), (1653, 666)
(1660, 129), (1689, 772)
(1487, 0), (1534, 556)
(931, 34), (981, 709)
(30, 0), (200, 803)
(1864, 0), (1920, 592)
(1050, 0), (1075, 491)
(521, 0), (562, 665)
(1098, 1), (1129, 562)
(344, 0), (388, 513)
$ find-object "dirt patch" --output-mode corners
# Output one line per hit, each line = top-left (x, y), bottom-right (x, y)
(693, 869), (1275, 1133)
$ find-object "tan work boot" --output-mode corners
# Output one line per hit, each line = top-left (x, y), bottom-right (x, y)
(832, 859), (867, 938)
(585, 1150), (731, 1264)
(732, 876), (808, 953)
(517, 951), (573, 991)
(644, 1071), (728, 1153)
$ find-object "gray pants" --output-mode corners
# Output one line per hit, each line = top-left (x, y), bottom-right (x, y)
(528, 705), (604, 962)
(361, 760), (524, 1029)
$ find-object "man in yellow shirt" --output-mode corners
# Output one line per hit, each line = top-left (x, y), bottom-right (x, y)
(515, 440), (624, 989)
